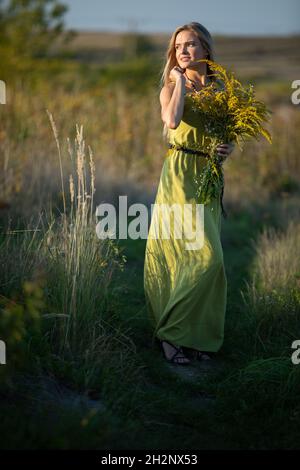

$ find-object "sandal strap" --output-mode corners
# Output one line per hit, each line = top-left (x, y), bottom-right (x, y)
(161, 339), (189, 362)
(197, 351), (212, 359)
(171, 349), (186, 362)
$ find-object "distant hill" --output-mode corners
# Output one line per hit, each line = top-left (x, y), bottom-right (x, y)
(56, 30), (300, 82)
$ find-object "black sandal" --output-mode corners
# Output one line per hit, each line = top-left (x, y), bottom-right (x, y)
(159, 339), (191, 365)
(196, 351), (213, 361)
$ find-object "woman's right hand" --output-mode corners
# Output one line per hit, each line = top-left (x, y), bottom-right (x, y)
(169, 66), (187, 84)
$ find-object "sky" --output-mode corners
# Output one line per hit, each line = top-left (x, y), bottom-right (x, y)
(62, 0), (300, 36)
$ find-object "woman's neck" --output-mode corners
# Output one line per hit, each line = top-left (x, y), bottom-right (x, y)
(184, 68), (208, 88)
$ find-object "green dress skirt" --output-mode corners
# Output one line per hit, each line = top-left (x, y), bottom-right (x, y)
(143, 92), (227, 352)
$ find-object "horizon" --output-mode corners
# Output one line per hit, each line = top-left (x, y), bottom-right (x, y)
(64, 28), (300, 39)
(62, 0), (300, 37)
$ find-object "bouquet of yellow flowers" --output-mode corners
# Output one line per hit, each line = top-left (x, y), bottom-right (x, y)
(188, 59), (273, 215)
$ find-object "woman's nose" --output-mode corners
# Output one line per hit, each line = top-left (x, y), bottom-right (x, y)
(177, 44), (188, 53)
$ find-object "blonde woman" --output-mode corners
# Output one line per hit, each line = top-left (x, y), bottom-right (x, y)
(143, 22), (234, 365)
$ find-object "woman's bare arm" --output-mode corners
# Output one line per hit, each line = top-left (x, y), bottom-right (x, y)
(160, 75), (186, 129)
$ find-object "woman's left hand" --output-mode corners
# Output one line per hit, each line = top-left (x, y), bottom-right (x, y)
(216, 142), (235, 162)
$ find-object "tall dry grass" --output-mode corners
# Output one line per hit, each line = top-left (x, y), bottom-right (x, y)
(1, 80), (299, 222)
(41, 113), (128, 358)
(241, 219), (300, 351)
(0, 83), (163, 219)
(224, 104), (300, 212)
(0, 114), (144, 393)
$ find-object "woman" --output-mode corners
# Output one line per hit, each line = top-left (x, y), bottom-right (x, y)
(143, 22), (234, 365)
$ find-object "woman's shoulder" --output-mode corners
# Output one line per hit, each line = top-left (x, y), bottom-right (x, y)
(160, 81), (176, 96)
(160, 81), (194, 101)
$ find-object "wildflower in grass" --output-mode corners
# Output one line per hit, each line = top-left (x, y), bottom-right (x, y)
(187, 59), (273, 206)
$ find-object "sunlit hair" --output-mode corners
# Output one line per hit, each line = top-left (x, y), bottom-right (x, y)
(160, 22), (216, 139)
(160, 22), (215, 88)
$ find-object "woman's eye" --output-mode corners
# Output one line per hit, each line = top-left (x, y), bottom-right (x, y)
(176, 42), (195, 50)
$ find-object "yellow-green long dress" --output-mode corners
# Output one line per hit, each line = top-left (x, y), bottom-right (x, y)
(143, 91), (227, 352)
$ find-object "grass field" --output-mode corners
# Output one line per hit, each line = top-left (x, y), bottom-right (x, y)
(0, 30), (300, 450)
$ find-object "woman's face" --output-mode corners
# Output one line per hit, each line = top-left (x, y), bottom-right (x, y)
(175, 30), (207, 69)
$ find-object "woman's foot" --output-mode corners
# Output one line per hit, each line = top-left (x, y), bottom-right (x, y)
(196, 350), (213, 361)
(160, 340), (191, 365)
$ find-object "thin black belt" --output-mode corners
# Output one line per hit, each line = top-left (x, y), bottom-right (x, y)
(167, 143), (228, 219)
(167, 143), (209, 158)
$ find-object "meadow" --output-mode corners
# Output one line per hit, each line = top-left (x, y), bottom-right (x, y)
(0, 30), (300, 450)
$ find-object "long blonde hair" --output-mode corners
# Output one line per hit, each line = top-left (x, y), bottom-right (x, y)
(161, 22), (215, 87)
(160, 22), (216, 139)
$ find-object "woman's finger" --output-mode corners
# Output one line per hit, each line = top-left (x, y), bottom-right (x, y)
(218, 143), (235, 148)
